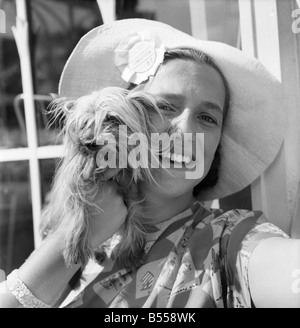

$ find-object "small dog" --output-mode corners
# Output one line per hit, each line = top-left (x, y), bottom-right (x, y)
(40, 86), (173, 269)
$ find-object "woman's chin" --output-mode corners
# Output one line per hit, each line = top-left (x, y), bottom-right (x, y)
(151, 169), (201, 196)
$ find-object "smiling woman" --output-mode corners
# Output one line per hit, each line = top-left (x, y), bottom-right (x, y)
(142, 55), (225, 196)
(0, 18), (299, 309)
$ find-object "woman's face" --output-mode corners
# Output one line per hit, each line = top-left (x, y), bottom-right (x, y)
(143, 59), (226, 198)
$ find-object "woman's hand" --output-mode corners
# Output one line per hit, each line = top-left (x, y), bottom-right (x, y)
(89, 179), (128, 248)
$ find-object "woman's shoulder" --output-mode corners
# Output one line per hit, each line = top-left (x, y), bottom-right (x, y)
(204, 206), (265, 223)
(199, 205), (286, 236)
(192, 204), (289, 250)
(190, 205), (290, 307)
(196, 205), (289, 279)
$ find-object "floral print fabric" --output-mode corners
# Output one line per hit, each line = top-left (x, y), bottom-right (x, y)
(60, 201), (289, 308)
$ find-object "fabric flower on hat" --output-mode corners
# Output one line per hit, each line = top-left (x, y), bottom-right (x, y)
(114, 29), (166, 85)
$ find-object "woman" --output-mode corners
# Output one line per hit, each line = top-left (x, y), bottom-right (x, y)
(0, 19), (299, 308)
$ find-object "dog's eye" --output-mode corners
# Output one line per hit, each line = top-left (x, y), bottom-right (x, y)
(85, 142), (98, 151)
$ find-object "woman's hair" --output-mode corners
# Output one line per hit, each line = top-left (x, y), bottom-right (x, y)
(41, 87), (169, 268)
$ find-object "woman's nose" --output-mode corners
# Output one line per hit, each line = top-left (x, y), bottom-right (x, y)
(172, 108), (193, 133)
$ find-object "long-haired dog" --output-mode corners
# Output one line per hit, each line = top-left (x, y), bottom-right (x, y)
(40, 86), (173, 269)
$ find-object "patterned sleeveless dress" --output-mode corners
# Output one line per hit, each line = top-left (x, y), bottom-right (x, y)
(59, 201), (289, 308)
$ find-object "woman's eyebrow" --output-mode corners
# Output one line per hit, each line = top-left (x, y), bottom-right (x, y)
(156, 93), (185, 104)
(200, 101), (223, 114)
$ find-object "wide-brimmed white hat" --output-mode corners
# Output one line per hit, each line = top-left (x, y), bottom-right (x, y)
(58, 18), (287, 201)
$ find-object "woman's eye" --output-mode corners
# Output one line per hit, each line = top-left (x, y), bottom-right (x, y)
(158, 104), (176, 114)
(199, 114), (218, 125)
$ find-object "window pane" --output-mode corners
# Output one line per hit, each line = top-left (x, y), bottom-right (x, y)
(138, 0), (240, 47)
(28, 0), (104, 146)
(203, 0), (240, 46)
(0, 161), (34, 273)
(13, 96), (63, 147)
(35, 95), (62, 146)
(0, 0), (27, 149)
(30, 0), (103, 96)
(40, 158), (59, 207)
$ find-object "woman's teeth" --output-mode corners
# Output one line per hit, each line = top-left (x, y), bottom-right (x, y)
(162, 152), (192, 164)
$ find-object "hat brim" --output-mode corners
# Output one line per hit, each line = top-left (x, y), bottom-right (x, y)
(58, 18), (287, 201)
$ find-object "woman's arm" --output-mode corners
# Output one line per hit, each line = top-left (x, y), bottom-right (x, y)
(0, 181), (127, 307)
(0, 234), (81, 307)
(248, 237), (300, 308)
